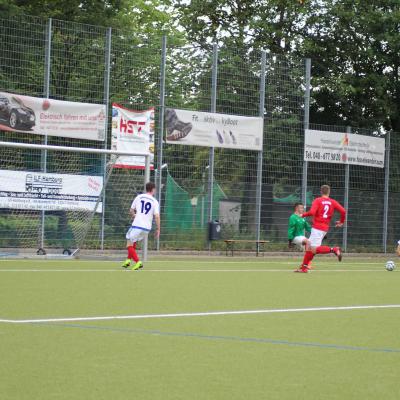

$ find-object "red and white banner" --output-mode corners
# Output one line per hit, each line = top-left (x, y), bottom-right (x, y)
(111, 104), (154, 169)
(0, 91), (106, 141)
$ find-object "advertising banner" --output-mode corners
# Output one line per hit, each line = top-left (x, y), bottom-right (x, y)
(111, 104), (154, 168)
(0, 170), (103, 212)
(165, 109), (263, 151)
(0, 91), (106, 141)
(304, 129), (385, 168)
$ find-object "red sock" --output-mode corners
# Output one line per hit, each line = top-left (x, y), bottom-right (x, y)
(302, 251), (314, 267)
(127, 246), (134, 259)
(127, 244), (139, 263)
(316, 246), (332, 254)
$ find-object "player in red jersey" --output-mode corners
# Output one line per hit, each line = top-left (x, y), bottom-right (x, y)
(295, 185), (346, 273)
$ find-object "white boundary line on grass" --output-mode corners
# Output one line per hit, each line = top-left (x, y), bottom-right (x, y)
(0, 260), (387, 265)
(0, 269), (390, 272)
(1, 304), (400, 324)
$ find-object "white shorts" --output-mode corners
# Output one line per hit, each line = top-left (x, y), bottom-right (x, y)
(293, 236), (307, 249)
(126, 227), (148, 243)
(309, 228), (327, 247)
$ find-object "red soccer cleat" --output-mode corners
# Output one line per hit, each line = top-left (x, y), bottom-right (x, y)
(333, 247), (342, 262)
(294, 265), (310, 273)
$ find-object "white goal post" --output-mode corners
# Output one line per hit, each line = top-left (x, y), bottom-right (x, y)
(0, 140), (151, 259)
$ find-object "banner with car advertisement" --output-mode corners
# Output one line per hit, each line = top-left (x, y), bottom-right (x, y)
(0, 91), (106, 141)
(0, 170), (103, 212)
(165, 108), (263, 151)
(111, 104), (154, 169)
(304, 129), (385, 168)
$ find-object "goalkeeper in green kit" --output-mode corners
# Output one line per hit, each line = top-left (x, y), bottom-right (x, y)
(288, 202), (312, 253)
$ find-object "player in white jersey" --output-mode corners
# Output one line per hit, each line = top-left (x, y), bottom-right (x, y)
(122, 182), (160, 270)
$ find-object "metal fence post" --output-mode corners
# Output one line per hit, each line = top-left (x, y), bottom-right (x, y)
(256, 51), (266, 242)
(40, 17), (52, 251)
(156, 35), (167, 252)
(142, 155), (151, 261)
(383, 131), (390, 253)
(302, 58), (311, 208)
(342, 126), (351, 252)
(100, 27), (112, 250)
(207, 43), (218, 250)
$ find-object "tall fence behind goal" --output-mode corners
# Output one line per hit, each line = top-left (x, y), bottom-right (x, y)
(0, 14), (399, 255)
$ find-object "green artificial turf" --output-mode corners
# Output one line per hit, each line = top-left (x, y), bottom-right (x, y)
(0, 257), (399, 400)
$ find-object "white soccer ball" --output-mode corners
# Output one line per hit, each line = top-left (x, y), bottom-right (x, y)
(385, 260), (396, 271)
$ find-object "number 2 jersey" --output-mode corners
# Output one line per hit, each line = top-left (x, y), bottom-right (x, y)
(131, 193), (160, 231)
(302, 196), (346, 232)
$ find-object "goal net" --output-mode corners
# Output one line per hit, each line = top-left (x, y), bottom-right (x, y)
(0, 141), (150, 257)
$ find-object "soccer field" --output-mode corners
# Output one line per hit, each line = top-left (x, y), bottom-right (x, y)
(1, 257), (399, 400)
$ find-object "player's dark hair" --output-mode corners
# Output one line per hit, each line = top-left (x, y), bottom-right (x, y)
(321, 185), (330, 195)
(294, 202), (303, 210)
(146, 182), (156, 193)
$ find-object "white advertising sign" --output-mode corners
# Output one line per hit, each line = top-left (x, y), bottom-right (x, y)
(0, 170), (103, 212)
(304, 129), (385, 168)
(165, 109), (263, 151)
(0, 91), (106, 141)
(111, 104), (154, 168)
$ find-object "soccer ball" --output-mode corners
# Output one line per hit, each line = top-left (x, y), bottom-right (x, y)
(385, 260), (396, 271)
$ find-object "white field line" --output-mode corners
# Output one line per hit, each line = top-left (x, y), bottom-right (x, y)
(0, 260), (387, 265)
(1, 304), (400, 324)
(0, 269), (390, 272)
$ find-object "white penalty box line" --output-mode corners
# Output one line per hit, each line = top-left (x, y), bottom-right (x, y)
(1, 304), (400, 325)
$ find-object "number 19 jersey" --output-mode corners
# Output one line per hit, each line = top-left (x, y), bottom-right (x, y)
(302, 196), (346, 232)
(131, 193), (160, 231)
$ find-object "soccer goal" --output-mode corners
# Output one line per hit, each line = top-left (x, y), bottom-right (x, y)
(0, 141), (151, 259)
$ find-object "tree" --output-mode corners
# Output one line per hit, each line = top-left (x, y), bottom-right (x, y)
(303, 0), (400, 131)
(1, 0), (180, 34)
(173, 0), (400, 131)
(173, 0), (308, 52)
(1, 0), (130, 27)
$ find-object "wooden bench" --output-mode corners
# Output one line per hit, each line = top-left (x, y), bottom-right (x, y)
(224, 240), (269, 257)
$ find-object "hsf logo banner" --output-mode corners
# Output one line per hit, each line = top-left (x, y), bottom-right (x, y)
(111, 104), (154, 169)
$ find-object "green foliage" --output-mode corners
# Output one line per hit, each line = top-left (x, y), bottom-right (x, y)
(3, 0), (181, 36)
(3, 0), (130, 27)
(173, 0), (400, 131)
(173, 0), (308, 51)
(304, 0), (400, 131)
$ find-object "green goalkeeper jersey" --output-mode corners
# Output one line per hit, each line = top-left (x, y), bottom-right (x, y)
(288, 213), (311, 240)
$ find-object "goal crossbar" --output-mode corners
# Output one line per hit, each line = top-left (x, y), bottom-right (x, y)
(0, 141), (150, 158)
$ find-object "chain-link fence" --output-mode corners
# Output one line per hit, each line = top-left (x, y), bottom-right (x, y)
(0, 14), (398, 254)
